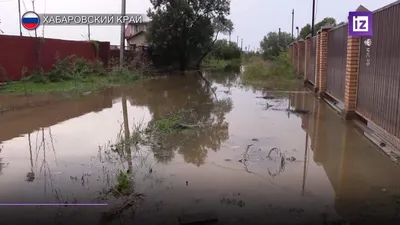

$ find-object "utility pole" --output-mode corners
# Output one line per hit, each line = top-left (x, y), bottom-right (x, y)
(32, 0), (37, 37)
(119, 0), (127, 67)
(291, 9), (294, 38)
(240, 38), (243, 51)
(236, 36), (239, 46)
(18, 0), (22, 36)
(0, 19), (4, 34)
(278, 28), (281, 39)
(278, 28), (281, 49)
(87, 24), (91, 41)
(311, 0), (316, 36)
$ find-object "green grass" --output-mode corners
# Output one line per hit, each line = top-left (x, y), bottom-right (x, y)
(242, 52), (299, 80)
(146, 109), (198, 134)
(0, 56), (144, 95)
(0, 68), (143, 95)
(240, 52), (302, 90)
(202, 58), (241, 71)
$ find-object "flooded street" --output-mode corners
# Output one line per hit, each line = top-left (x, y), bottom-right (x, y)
(1, 72), (400, 225)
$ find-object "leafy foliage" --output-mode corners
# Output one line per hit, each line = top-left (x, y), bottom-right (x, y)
(242, 52), (295, 82)
(260, 31), (294, 60)
(146, 0), (232, 70)
(299, 17), (337, 39)
(208, 39), (241, 60)
(26, 55), (107, 83)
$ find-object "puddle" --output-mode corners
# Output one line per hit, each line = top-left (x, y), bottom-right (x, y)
(0, 72), (400, 224)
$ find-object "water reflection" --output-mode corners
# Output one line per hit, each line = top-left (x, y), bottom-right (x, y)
(121, 74), (233, 166)
(289, 90), (400, 224)
(0, 144), (4, 175)
(0, 71), (400, 224)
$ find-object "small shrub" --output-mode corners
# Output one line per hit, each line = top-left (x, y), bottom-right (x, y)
(108, 66), (142, 83)
(111, 170), (133, 196)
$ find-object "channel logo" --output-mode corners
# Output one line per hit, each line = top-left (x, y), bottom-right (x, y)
(21, 11), (40, 30)
(348, 11), (373, 36)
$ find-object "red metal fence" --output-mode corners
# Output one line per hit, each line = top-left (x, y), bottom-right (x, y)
(326, 24), (348, 102)
(0, 35), (110, 81)
(357, 3), (400, 139)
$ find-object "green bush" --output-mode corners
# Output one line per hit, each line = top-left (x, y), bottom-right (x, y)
(27, 55), (107, 83)
(210, 40), (241, 60)
(108, 66), (142, 83)
(243, 52), (295, 81)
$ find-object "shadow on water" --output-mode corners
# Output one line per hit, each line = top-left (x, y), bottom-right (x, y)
(0, 70), (400, 224)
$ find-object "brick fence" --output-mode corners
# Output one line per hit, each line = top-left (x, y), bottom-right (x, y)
(289, 2), (400, 149)
(0, 35), (110, 81)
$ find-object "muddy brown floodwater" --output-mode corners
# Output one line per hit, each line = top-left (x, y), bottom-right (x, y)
(0, 71), (400, 225)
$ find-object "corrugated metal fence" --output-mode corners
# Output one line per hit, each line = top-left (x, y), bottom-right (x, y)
(357, 3), (400, 139)
(326, 24), (348, 102)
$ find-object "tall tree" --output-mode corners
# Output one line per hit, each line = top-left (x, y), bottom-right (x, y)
(260, 31), (294, 60)
(298, 17), (337, 39)
(147, 0), (232, 71)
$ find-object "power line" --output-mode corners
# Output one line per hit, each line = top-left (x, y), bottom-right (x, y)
(22, 0), (32, 37)
(42, 0), (47, 37)
(22, 0), (28, 11)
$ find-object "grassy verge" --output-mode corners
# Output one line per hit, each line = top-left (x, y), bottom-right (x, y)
(201, 58), (241, 71)
(0, 56), (144, 95)
(241, 52), (301, 89)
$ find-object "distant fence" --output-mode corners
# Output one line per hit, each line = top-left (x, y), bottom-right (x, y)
(289, 1), (400, 148)
(0, 35), (110, 81)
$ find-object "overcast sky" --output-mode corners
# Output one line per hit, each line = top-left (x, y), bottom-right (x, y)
(0, 0), (395, 49)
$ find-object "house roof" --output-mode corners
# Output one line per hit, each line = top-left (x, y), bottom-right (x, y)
(126, 30), (146, 40)
(128, 21), (150, 25)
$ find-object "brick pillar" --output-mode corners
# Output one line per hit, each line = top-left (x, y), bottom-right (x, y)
(314, 33), (321, 91)
(304, 35), (312, 81)
(293, 42), (298, 70)
(297, 39), (305, 77)
(343, 35), (361, 119)
(317, 25), (332, 95)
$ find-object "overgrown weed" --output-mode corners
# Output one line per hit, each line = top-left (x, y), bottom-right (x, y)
(242, 52), (296, 82)
(147, 109), (199, 134)
(1, 55), (144, 94)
